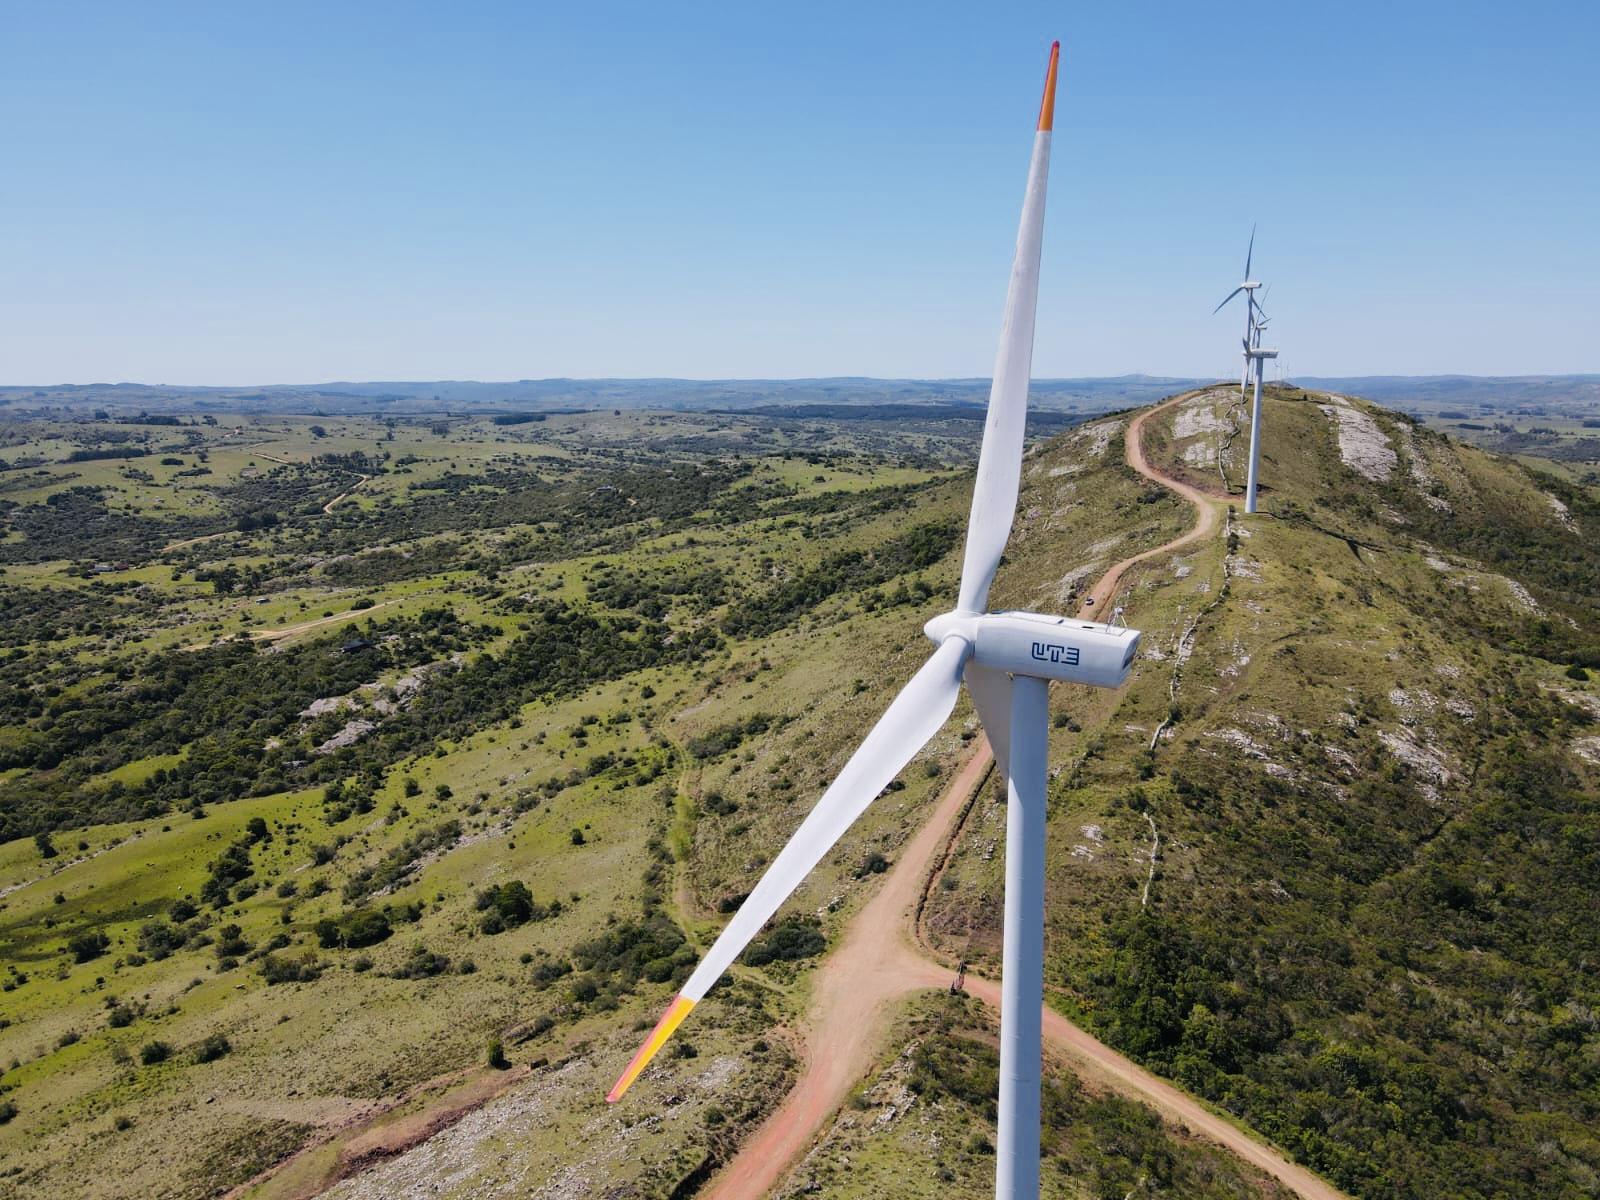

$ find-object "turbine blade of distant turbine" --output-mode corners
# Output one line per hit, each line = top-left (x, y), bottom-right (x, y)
(1212, 285), (1244, 314)
(964, 662), (1013, 778)
(956, 40), (1060, 615)
(1244, 223), (1256, 279)
(607, 635), (973, 1102)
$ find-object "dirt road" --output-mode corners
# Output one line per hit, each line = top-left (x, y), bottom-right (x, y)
(700, 395), (1347, 1200)
(182, 600), (399, 652)
(698, 753), (985, 1200)
(322, 475), (370, 514)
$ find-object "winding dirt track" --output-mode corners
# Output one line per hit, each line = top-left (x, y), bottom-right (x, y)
(701, 395), (1347, 1200)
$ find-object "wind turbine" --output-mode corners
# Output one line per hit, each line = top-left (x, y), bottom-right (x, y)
(606, 42), (1142, 1199)
(1215, 231), (1277, 513)
(1213, 226), (1262, 397)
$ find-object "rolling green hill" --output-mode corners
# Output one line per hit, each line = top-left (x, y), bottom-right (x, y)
(923, 386), (1600, 1199)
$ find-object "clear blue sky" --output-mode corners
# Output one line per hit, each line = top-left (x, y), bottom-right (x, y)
(2, 1), (1596, 384)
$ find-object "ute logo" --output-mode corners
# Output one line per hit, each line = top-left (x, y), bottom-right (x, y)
(1030, 641), (1080, 666)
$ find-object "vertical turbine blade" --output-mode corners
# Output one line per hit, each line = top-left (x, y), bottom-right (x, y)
(607, 637), (972, 1102)
(1244, 223), (1256, 279)
(956, 41), (1059, 615)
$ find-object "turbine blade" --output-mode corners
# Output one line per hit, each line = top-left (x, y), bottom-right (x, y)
(1212, 286), (1244, 314)
(964, 662), (1012, 779)
(956, 41), (1059, 614)
(1244, 223), (1256, 279)
(607, 635), (972, 1102)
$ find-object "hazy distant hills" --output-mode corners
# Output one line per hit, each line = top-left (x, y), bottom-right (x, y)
(1, 374), (1596, 417)
(1294, 374), (1600, 414)
(0, 375), (1201, 416)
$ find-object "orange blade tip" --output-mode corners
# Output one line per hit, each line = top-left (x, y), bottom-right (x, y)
(606, 994), (697, 1103)
(1038, 41), (1061, 132)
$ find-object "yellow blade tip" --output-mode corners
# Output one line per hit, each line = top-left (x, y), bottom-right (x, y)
(1038, 40), (1061, 132)
(606, 994), (696, 1103)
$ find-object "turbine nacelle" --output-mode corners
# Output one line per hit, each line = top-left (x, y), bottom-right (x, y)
(923, 609), (1141, 689)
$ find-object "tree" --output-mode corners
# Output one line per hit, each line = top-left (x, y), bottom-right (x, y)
(67, 931), (110, 963)
(34, 831), (58, 859)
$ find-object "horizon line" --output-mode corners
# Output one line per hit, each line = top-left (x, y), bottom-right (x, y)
(4, 371), (1599, 392)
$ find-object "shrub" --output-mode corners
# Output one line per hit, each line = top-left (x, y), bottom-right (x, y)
(139, 921), (186, 960)
(487, 1038), (509, 1069)
(702, 791), (737, 816)
(193, 1033), (231, 1063)
(67, 931), (111, 963)
(390, 944), (451, 979)
(259, 953), (321, 985)
(856, 852), (890, 878)
(0, 1100), (16, 1124)
(475, 881), (548, 934)
(743, 917), (825, 967)
(214, 924), (250, 959)
(139, 1040), (171, 1065)
(168, 899), (198, 922)
(314, 908), (392, 950)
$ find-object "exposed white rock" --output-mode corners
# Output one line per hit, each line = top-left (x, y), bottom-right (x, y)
(1547, 492), (1576, 530)
(1377, 729), (1454, 784)
(1174, 399), (1228, 439)
(299, 695), (355, 719)
(1503, 578), (1540, 613)
(1207, 727), (1269, 758)
(1074, 418), (1122, 460)
(315, 719), (376, 754)
(1320, 399), (1397, 482)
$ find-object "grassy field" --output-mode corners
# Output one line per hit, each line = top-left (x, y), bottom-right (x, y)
(0, 407), (1032, 1199)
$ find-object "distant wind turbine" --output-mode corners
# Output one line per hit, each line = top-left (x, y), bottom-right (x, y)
(1215, 230), (1277, 513)
(1213, 226), (1263, 397)
(606, 41), (1142, 1199)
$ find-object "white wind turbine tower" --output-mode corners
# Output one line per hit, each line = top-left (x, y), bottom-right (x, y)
(607, 41), (1142, 1199)
(1214, 231), (1277, 513)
